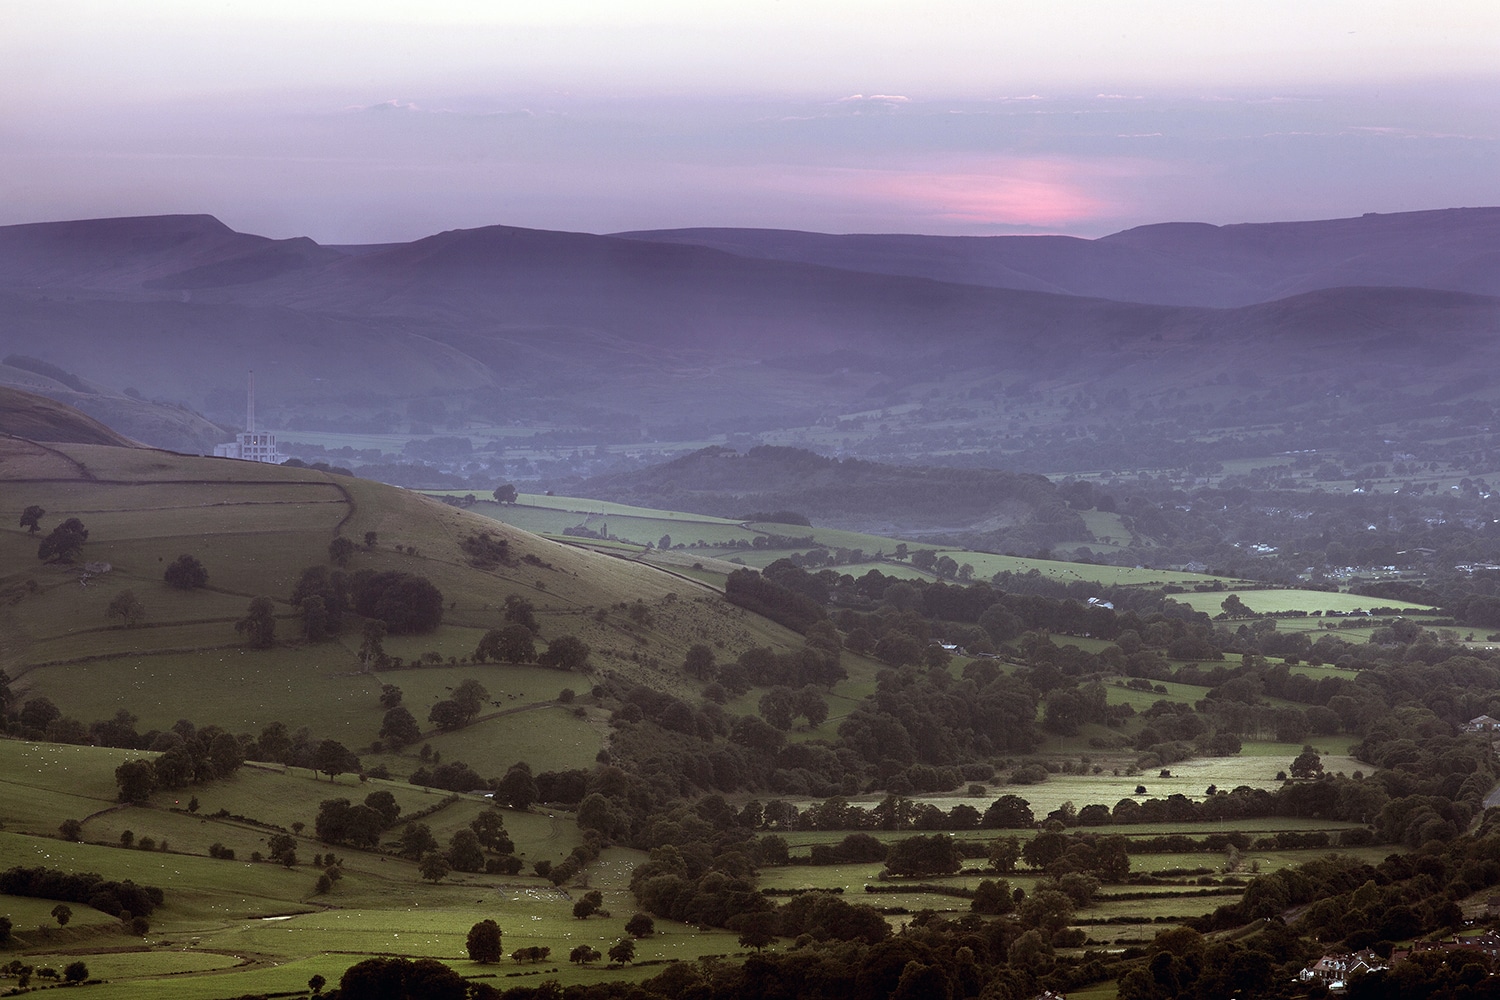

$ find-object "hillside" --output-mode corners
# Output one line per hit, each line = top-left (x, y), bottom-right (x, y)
(571, 445), (1085, 542)
(0, 385), (138, 447)
(0, 435), (811, 761)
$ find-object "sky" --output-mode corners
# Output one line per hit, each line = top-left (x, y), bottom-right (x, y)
(3, 1), (1498, 243)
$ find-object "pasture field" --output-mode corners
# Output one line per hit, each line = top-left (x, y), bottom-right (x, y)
(1168, 589), (1434, 615)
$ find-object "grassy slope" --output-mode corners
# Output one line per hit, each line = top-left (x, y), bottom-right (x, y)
(1, 442), (814, 744)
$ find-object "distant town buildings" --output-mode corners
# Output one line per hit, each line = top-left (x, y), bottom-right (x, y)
(213, 371), (282, 464)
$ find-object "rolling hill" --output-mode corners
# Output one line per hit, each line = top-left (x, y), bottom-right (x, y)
(3, 209), (1500, 471)
(0, 392), (810, 757)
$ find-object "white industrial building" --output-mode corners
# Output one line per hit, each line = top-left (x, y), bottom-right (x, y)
(213, 372), (283, 464)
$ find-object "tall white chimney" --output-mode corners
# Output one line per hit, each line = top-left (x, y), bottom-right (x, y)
(247, 371), (255, 435)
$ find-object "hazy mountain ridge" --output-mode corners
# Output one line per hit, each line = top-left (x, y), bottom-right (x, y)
(618, 207), (1500, 307)
(3, 209), (1500, 457)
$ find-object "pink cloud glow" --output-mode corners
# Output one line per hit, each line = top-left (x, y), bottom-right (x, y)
(757, 158), (1168, 230)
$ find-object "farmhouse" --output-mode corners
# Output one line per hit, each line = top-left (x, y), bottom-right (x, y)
(1297, 950), (1387, 989)
(1464, 715), (1500, 733)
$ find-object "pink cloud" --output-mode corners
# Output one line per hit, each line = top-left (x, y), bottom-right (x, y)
(756, 157), (1164, 229)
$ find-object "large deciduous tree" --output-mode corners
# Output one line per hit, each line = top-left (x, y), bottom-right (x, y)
(19, 505), (44, 533)
(538, 635), (590, 671)
(38, 517), (88, 563)
(236, 597), (276, 648)
(349, 570), (444, 634)
(466, 919), (503, 963)
(474, 625), (536, 663)
(163, 554), (209, 590)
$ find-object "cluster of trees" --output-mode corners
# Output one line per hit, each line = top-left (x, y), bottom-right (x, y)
(285, 565), (445, 648)
(0, 866), (163, 918)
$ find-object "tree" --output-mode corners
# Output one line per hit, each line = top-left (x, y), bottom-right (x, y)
(1290, 745), (1324, 779)
(338, 957), (467, 1000)
(683, 643), (716, 679)
(19, 504), (46, 534)
(398, 823), (438, 859)
(308, 974), (326, 994)
(474, 625), (536, 663)
(503, 596), (538, 633)
(452, 679), (490, 722)
(625, 912), (655, 938)
(759, 687), (797, 730)
(446, 829), (485, 872)
(492, 484), (518, 504)
(163, 554), (209, 589)
(538, 635), (590, 671)
(115, 758), (156, 802)
(358, 619), (389, 669)
(379, 683), (403, 709)
(37, 517), (88, 563)
(608, 938), (636, 966)
(364, 790), (401, 828)
(51, 903), (72, 927)
(469, 809), (515, 853)
(58, 819), (83, 841)
(379, 706), (421, 749)
(569, 945), (601, 965)
(328, 536), (355, 568)
(311, 739), (359, 781)
(419, 851), (451, 883)
(63, 961), (88, 983)
(730, 910), (777, 951)
(494, 766), (538, 810)
(349, 570), (444, 633)
(466, 919), (503, 963)
(363, 531), (378, 548)
(236, 596), (276, 648)
(106, 589), (145, 627)
(428, 699), (468, 731)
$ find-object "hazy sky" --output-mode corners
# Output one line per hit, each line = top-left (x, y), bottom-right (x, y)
(4, 1), (1497, 242)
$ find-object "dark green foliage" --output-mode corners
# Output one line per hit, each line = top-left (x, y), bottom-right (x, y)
(0, 866), (164, 916)
(105, 589), (145, 627)
(114, 758), (156, 802)
(314, 799), (383, 847)
(494, 765), (538, 810)
(163, 554), (208, 589)
(348, 570), (444, 633)
(492, 484), (518, 504)
(461, 531), (510, 569)
(885, 833), (961, 876)
(378, 706), (421, 749)
(235, 596), (276, 648)
(503, 595), (538, 633)
(396, 823), (438, 859)
(466, 919), (502, 963)
(290, 566), (349, 638)
(311, 740), (359, 781)
(538, 634), (590, 670)
(410, 760), (484, 791)
(63, 961), (88, 983)
(19, 504), (44, 533)
(337, 957), (467, 1000)
(37, 517), (87, 563)
(327, 536), (355, 567)
(418, 852), (450, 883)
(445, 829), (485, 872)
(725, 568), (826, 633)
(608, 938), (635, 965)
(473, 624), (536, 663)
(469, 808), (515, 854)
